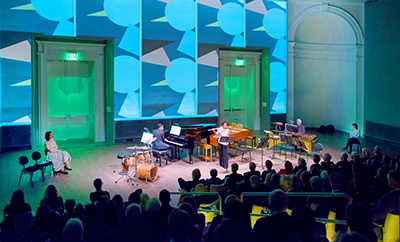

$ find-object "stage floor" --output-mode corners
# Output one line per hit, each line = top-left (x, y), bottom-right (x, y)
(1, 129), (399, 220)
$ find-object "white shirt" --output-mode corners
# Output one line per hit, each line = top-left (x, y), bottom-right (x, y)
(350, 129), (360, 139)
(217, 126), (230, 146)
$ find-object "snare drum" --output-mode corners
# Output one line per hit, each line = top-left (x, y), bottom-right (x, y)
(137, 152), (144, 161)
(137, 162), (158, 182)
(128, 156), (137, 166)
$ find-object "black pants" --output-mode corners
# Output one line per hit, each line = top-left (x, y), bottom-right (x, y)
(345, 138), (359, 152)
(219, 144), (228, 169)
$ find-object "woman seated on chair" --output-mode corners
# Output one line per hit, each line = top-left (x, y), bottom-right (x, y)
(343, 123), (360, 153)
(45, 131), (71, 175)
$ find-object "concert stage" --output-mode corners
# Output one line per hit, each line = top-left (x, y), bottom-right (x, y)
(0, 129), (399, 220)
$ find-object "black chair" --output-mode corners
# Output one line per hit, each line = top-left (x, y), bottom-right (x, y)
(18, 156), (41, 187)
(44, 148), (57, 177)
(295, 139), (309, 159)
(279, 135), (295, 160)
(235, 140), (252, 162)
(32, 151), (54, 181)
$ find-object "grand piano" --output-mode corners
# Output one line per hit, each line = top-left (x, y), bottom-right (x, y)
(165, 123), (216, 164)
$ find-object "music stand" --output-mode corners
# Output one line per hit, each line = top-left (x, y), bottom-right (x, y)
(219, 136), (235, 143)
(256, 138), (269, 169)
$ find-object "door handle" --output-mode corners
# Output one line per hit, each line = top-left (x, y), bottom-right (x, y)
(223, 108), (232, 112)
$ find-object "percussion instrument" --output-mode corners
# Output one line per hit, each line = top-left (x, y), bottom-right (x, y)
(121, 156), (129, 172)
(127, 156), (137, 166)
(127, 146), (150, 151)
(137, 162), (158, 182)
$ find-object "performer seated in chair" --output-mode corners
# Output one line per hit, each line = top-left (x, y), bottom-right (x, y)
(343, 123), (360, 153)
(297, 119), (305, 135)
(45, 131), (72, 175)
(153, 123), (177, 161)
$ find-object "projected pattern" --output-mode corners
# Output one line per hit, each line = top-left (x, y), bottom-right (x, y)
(0, 0), (287, 124)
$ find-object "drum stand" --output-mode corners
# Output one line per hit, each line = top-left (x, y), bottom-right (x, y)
(115, 154), (134, 184)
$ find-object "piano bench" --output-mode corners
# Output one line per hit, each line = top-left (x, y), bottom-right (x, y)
(153, 149), (169, 166)
(198, 143), (212, 163)
(245, 136), (257, 148)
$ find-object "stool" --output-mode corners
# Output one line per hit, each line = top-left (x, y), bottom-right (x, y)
(245, 136), (256, 148)
(152, 149), (169, 166)
(198, 143), (212, 162)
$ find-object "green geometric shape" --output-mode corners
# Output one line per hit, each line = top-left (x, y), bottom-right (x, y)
(151, 80), (168, 86)
(253, 26), (265, 31)
(87, 10), (107, 17)
(206, 21), (220, 27)
(151, 16), (168, 22)
(11, 79), (31, 87)
(11, 3), (35, 10)
(206, 80), (219, 87)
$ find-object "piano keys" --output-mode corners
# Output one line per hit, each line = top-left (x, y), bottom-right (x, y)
(165, 124), (216, 164)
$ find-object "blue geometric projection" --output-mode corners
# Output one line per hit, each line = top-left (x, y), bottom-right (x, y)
(103, 0), (140, 27)
(118, 92), (140, 118)
(272, 37), (287, 63)
(165, 58), (196, 93)
(118, 25), (140, 56)
(263, 8), (286, 39)
(177, 30), (196, 58)
(217, 2), (244, 36)
(231, 34), (244, 47)
(270, 61), (286, 93)
(52, 20), (74, 37)
(178, 91), (196, 116)
(114, 55), (140, 93)
(165, 0), (196, 31)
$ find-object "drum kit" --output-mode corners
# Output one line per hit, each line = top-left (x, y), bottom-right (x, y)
(115, 145), (159, 184)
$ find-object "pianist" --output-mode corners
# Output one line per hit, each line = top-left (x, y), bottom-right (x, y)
(153, 123), (177, 161)
(297, 119), (305, 136)
(213, 120), (230, 172)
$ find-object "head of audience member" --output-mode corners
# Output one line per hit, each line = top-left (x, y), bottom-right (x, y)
(311, 166), (321, 177)
(329, 163), (339, 173)
(377, 167), (387, 180)
(96, 195), (110, 211)
(181, 195), (198, 211)
(93, 178), (104, 191)
(65, 199), (76, 213)
(361, 148), (370, 158)
(313, 154), (321, 164)
(225, 177), (236, 191)
(192, 168), (201, 181)
(280, 175), (293, 192)
(210, 168), (218, 178)
(298, 158), (306, 167)
(352, 153), (362, 165)
(99, 200), (119, 230)
(301, 171), (312, 187)
(85, 204), (98, 222)
(48, 212), (67, 240)
(382, 155), (392, 168)
(323, 153), (332, 162)
(213, 218), (246, 242)
(179, 202), (196, 226)
(168, 209), (191, 241)
(158, 123), (164, 131)
(128, 191), (140, 206)
(140, 193), (150, 212)
(269, 189), (289, 213)
(284, 161), (293, 172)
(388, 170), (400, 190)
(250, 174), (261, 188)
(265, 173), (273, 185)
(265, 160), (273, 170)
(125, 203), (142, 227)
(292, 206), (316, 241)
(329, 172), (346, 192)
(310, 176), (323, 192)
(63, 218), (83, 242)
(353, 173), (369, 193)
(146, 198), (161, 217)
(334, 231), (369, 242)
(373, 145), (382, 155)
(223, 199), (251, 231)
(341, 153), (348, 161)
(112, 194), (124, 212)
(249, 162), (256, 172)
(159, 189), (171, 206)
(292, 176), (301, 189)
(346, 203), (374, 238)
(224, 194), (240, 204)
(34, 204), (50, 226)
(231, 163), (239, 174)
(43, 184), (60, 208)
(270, 174), (281, 188)
(9, 190), (26, 208)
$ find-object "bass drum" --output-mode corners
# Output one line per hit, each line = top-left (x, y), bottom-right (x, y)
(137, 162), (158, 182)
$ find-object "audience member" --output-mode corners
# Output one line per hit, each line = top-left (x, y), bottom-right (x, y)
(159, 189), (174, 221)
(371, 146), (383, 162)
(310, 154), (322, 171)
(293, 158), (307, 174)
(213, 218), (246, 242)
(261, 160), (276, 182)
(265, 173), (281, 192)
(3, 190), (32, 218)
(63, 218), (84, 242)
(205, 168), (223, 188)
(40, 184), (64, 211)
(334, 231), (369, 242)
(277, 161), (293, 175)
(244, 162), (261, 187)
(64, 199), (76, 221)
(1, 215), (23, 242)
(346, 203), (377, 242)
(280, 175), (293, 192)
(361, 148), (371, 163)
(178, 168), (205, 192)
(139, 193), (150, 218)
(166, 209), (191, 242)
(321, 153), (333, 171)
(90, 178), (110, 204)
(225, 163), (244, 182)
(292, 206), (317, 242)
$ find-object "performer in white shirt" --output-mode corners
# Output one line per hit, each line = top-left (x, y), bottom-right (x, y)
(213, 120), (230, 172)
(343, 123), (360, 153)
(45, 131), (72, 175)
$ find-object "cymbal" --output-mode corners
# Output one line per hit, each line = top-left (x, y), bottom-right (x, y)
(271, 122), (283, 126)
(264, 130), (273, 134)
(127, 146), (149, 150)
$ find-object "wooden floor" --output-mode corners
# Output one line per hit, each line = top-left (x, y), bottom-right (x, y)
(1, 129), (399, 220)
